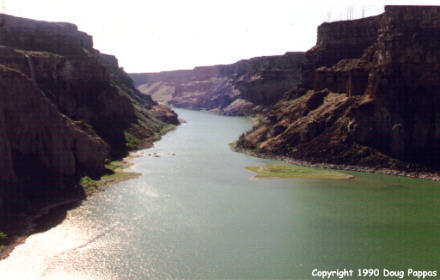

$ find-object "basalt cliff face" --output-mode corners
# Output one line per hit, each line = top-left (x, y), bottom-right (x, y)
(130, 52), (305, 115)
(0, 15), (177, 219)
(237, 6), (440, 171)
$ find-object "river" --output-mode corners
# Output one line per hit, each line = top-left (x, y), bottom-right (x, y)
(1, 108), (440, 279)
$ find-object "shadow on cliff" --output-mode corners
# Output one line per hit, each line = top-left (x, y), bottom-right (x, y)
(0, 151), (89, 245)
(31, 200), (83, 234)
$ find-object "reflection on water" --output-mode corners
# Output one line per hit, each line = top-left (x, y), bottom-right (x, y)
(1, 109), (440, 279)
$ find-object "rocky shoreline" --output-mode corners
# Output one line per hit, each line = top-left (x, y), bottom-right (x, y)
(0, 195), (82, 260)
(232, 145), (440, 182)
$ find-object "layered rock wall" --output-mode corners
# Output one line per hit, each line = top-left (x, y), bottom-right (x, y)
(0, 15), (93, 55)
(301, 15), (380, 93)
(237, 6), (440, 170)
(0, 14), (177, 215)
(131, 52), (305, 115)
(0, 66), (108, 179)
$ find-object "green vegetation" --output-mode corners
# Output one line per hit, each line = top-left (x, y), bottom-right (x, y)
(0, 232), (7, 239)
(246, 164), (353, 180)
(236, 133), (256, 150)
(229, 141), (238, 148)
(73, 120), (97, 135)
(124, 128), (143, 150)
(251, 114), (264, 128)
(0, 63), (25, 74)
(0, 232), (7, 252)
(79, 159), (140, 193)
(124, 116), (176, 150)
(79, 176), (98, 192)
(15, 49), (62, 58)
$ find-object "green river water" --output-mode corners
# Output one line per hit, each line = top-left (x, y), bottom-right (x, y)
(1, 108), (439, 279)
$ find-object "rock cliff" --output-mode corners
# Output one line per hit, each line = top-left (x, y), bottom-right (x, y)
(236, 6), (440, 171)
(0, 15), (177, 220)
(130, 52), (305, 115)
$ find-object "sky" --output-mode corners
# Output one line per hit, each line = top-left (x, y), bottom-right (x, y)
(3, 1), (439, 73)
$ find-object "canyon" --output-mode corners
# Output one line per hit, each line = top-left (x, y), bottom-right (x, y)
(1, 5), (440, 276)
(131, 5), (440, 174)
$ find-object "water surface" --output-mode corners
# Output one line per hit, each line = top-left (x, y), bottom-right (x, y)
(1, 109), (440, 279)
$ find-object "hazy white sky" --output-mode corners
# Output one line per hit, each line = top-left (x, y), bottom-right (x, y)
(3, 1), (439, 72)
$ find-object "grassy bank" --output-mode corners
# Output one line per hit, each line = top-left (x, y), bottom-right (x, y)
(246, 164), (354, 180)
(80, 156), (141, 194)
(0, 232), (7, 252)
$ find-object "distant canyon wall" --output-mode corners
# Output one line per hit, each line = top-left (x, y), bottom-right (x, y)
(130, 52), (305, 115)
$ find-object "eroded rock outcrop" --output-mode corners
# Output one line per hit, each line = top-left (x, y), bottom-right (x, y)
(0, 65), (108, 178)
(237, 6), (440, 171)
(0, 14), (93, 55)
(0, 14), (177, 218)
(130, 52), (305, 115)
